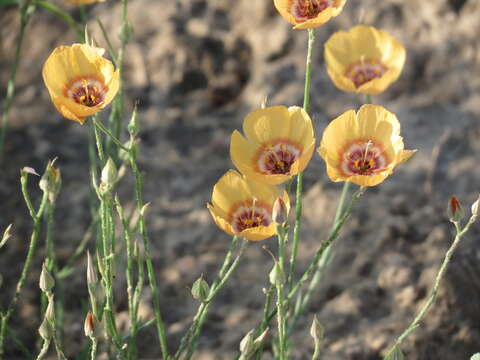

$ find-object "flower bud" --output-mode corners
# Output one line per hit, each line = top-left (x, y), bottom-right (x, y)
(87, 251), (98, 285)
(310, 315), (324, 346)
(39, 317), (53, 341)
(448, 196), (464, 223)
(239, 329), (255, 357)
(1, 224), (13, 249)
(101, 157), (118, 190)
(128, 105), (139, 136)
(84, 311), (100, 339)
(269, 261), (285, 287)
(39, 263), (55, 293)
(471, 195), (480, 221)
(191, 276), (210, 301)
(39, 160), (62, 203)
(272, 197), (288, 225)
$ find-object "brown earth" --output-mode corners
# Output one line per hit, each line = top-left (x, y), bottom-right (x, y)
(1, 0), (480, 359)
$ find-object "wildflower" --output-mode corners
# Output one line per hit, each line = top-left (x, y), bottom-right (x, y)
(318, 105), (415, 187)
(230, 106), (315, 185)
(208, 170), (290, 241)
(42, 44), (119, 124)
(273, 0), (347, 29)
(324, 25), (406, 95)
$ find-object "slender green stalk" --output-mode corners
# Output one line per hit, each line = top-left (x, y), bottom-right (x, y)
(256, 286), (274, 360)
(35, 341), (50, 360)
(90, 340), (98, 360)
(93, 117), (129, 153)
(184, 240), (247, 360)
(129, 143), (170, 359)
(0, 0), (34, 163)
(384, 217), (475, 359)
(0, 173), (48, 358)
(288, 181), (351, 331)
(288, 28), (316, 289)
(174, 236), (239, 359)
(276, 226), (288, 360)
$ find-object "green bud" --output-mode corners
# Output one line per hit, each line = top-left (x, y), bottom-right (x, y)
(39, 159), (62, 203)
(239, 329), (255, 358)
(269, 262), (285, 287)
(39, 263), (55, 293)
(310, 315), (324, 348)
(101, 157), (118, 190)
(191, 276), (210, 301)
(272, 197), (288, 225)
(127, 105), (139, 136)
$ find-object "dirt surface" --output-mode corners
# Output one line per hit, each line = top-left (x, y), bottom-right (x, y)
(1, 0), (480, 359)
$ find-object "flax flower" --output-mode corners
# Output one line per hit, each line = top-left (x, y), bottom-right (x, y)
(318, 105), (415, 187)
(42, 44), (119, 124)
(208, 170), (290, 241)
(273, 0), (347, 29)
(230, 106), (315, 185)
(325, 25), (406, 95)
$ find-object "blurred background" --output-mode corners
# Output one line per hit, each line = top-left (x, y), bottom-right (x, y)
(1, 0), (480, 358)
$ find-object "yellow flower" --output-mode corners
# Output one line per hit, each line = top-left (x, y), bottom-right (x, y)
(324, 25), (406, 95)
(273, 0), (347, 29)
(207, 170), (290, 241)
(230, 106), (315, 185)
(42, 44), (119, 124)
(317, 105), (416, 187)
(65, 0), (105, 4)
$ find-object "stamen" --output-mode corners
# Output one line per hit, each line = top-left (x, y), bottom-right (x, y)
(345, 58), (388, 88)
(65, 76), (107, 107)
(256, 140), (302, 175)
(290, 0), (334, 22)
(341, 140), (389, 176)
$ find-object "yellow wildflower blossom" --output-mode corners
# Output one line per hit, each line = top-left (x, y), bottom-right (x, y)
(42, 44), (119, 124)
(318, 105), (416, 187)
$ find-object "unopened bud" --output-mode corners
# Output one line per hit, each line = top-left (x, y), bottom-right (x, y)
(39, 263), (55, 293)
(140, 203), (150, 217)
(272, 197), (288, 225)
(128, 105), (139, 136)
(39, 160), (61, 203)
(84, 312), (99, 339)
(310, 315), (324, 346)
(1, 224), (13, 249)
(101, 158), (118, 189)
(87, 251), (98, 285)
(191, 276), (210, 301)
(471, 195), (480, 220)
(448, 196), (464, 223)
(269, 261), (285, 287)
(21, 166), (39, 177)
(239, 329), (255, 357)
(39, 317), (53, 341)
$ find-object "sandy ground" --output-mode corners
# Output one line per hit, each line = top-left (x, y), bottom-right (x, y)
(1, 0), (480, 359)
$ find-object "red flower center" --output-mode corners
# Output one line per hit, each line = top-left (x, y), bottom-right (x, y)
(345, 59), (388, 88)
(256, 140), (302, 175)
(230, 201), (272, 233)
(341, 140), (389, 176)
(290, 0), (334, 22)
(65, 76), (106, 107)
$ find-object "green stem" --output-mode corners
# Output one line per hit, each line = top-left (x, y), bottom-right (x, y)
(129, 145), (170, 359)
(0, 176), (48, 359)
(35, 340), (50, 360)
(256, 286), (274, 360)
(0, 1), (34, 163)
(34, 1), (84, 41)
(93, 117), (129, 153)
(384, 217), (475, 359)
(276, 226), (288, 360)
(288, 28), (316, 289)
(90, 339), (98, 360)
(289, 182), (351, 330)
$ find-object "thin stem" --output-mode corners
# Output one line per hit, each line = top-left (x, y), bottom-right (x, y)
(289, 182), (351, 330)
(0, 178), (48, 358)
(288, 28), (316, 289)
(256, 286), (274, 360)
(90, 339), (98, 360)
(93, 117), (129, 152)
(0, 1), (34, 162)
(34, 1), (84, 41)
(35, 340), (50, 360)
(129, 145), (170, 359)
(276, 226), (288, 360)
(383, 217), (475, 359)
(184, 240), (247, 360)
(174, 236), (239, 359)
